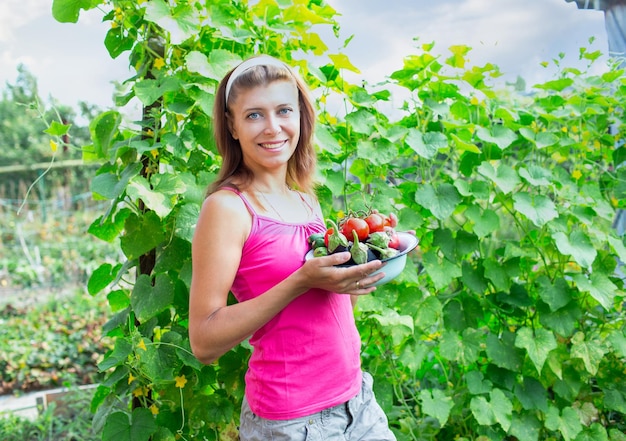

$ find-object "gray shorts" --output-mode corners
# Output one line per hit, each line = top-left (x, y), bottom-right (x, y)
(239, 371), (396, 441)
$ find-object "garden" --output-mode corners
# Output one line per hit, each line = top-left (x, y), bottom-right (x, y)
(1, 0), (625, 439)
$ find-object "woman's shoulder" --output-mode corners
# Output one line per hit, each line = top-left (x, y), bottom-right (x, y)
(203, 187), (248, 215)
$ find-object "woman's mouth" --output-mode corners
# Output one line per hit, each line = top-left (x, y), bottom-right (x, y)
(259, 140), (287, 150)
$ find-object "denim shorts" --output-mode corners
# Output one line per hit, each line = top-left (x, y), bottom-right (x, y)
(238, 371), (396, 441)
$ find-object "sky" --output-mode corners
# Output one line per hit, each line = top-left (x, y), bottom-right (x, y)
(0, 0), (609, 115)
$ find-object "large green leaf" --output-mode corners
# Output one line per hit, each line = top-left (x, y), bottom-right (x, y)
(573, 272), (618, 310)
(515, 327), (557, 374)
(477, 162), (520, 194)
(422, 251), (461, 290)
(144, 0), (199, 45)
(102, 408), (158, 441)
(419, 389), (452, 427)
(570, 332), (606, 375)
(544, 406), (583, 441)
(120, 211), (167, 260)
(552, 231), (597, 269)
(52, 0), (99, 23)
(475, 125), (517, 150)
(513, 192), (558, 227)
(131, 273), (175, 323)
(415, 183), (461, 220)
(470, 388), (513, 431)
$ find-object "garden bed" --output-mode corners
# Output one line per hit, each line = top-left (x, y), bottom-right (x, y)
(0, 286), (112, 396)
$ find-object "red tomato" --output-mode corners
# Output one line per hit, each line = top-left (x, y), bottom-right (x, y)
(385, 226), (401, 249)
(324, 228), (334, 247)
(365, 213), (385, 233)
(384, 212), (398, 228)
(342, 217), (370, 242)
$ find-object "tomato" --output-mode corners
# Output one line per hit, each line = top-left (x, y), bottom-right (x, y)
(384, 212), (398, 228)
(341, 217), (370, 242)
(364, 213), (385, 233)
(324, 228), (334, 247)
(385, 226), (401, 249)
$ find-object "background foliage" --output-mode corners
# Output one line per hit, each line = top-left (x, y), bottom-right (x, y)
(48, 0), (626, 440)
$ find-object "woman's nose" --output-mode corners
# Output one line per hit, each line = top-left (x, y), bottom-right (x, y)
(264, 115), (281, 134)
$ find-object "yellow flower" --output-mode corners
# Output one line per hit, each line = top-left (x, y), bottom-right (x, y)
(132, 387), (145, 397)
(150, 404), (159, 415)
(175, 375), (188, 389)
(572, 169), (582, 180)
(137, 339), (147, 351)
(561, 126), (568, 133)
(470, 96), (479, 105)
(128, 373), (136, 384)
(154, 58), (166, 70)
(49, 139), (58, 152)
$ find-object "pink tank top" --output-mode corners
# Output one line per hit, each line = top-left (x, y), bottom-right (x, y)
(225, 187), (362, 420)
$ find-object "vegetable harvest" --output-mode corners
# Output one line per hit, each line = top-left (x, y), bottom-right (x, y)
(308, 210), (401, 265)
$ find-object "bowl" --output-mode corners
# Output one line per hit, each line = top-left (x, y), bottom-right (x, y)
(304, 231), (419, 287)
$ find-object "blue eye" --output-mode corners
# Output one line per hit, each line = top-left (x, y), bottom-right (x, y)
(247, 112), (261, 120)
(279, 107), (293, 115)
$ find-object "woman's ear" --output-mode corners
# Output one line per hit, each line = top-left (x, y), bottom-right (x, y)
(226, 113), (238, 140)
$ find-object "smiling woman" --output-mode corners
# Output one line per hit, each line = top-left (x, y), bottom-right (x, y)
(188, 55), (397, 440)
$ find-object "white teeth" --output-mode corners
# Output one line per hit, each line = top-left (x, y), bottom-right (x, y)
(260, 141), (284, 149)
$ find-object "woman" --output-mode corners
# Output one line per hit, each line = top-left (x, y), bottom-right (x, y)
(189, 54), (396, 440)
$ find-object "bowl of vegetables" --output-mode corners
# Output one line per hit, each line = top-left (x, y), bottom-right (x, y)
(304, 211), (419, 287)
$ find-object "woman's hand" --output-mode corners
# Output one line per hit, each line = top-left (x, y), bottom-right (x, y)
(296, 251), (385, 294)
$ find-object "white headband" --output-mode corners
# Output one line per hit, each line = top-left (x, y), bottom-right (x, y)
(224, 56), (291, 104)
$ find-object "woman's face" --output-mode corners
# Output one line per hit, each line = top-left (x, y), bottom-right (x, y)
(227, 80), (301, 174)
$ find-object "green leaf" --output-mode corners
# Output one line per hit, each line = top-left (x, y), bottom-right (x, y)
(422, 251), (461, 290)
(515, 327), (557, 374)
(52, 0), (99, 23)
(131, 274), (175, 323)
(607, 329), (626, 358)
(91, 163), (143, 200)
(469, 389), (512, 431)
(477, 162), (520, 194)
(513, 192), (558, 227)
(545, 406), (583, 441)
(120, 211), (167, 260)
(509, 412), (542, 441)
(174, 202), (200, 243)
(419, 389), (452, 427)
(405, 129), (447, 159)
(88, 263), (116, 295)
(439, 328), (482, 364)
(185, 49), (239, 81)
(485, 331), (523, 371)
(575, 424), (609, 441)
(415, 183), (461, 220)
(514, 376), (548, 412)
(345, 109), (376, 134)
(134, 77), (181, 106)
(89, 110), (122, 158)
(570, 332), (606, 375)
(44, 120), (71, 136)
(573, 272), (618, 310)
(357, 138), (398, 166)
(127, 173), (186, 218)
(414, 296), (442, 330)
(607, 235), (626, 264)
(104, 27), (134, 59)
(464, 206), (500, 237)
(519, 165), (553, 186)
(139, 339), (178, 383)
(315, 125), (342, 155)
(144, 0), (198, 45)
(553, 231), (597, 268)
(102, 408), (158, 441)
(465, 370), (493, 395)
(475, 125), (517, 150)
(537, 276), (572, 311)
(519, 127), (559, 149)
(98, 338), (133, 371)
